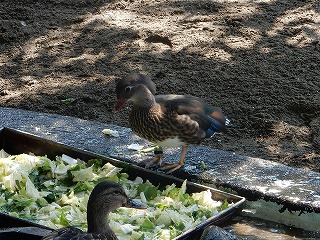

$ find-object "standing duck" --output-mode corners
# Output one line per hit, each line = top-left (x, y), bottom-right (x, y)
(114, 73), (230, 173)
(42, 181), (145, 240)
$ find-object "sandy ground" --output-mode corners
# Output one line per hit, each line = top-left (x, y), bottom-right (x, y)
(0, 0), (319, 171)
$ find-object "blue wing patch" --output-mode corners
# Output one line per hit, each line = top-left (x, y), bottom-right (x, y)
(205, 112), (230, 138)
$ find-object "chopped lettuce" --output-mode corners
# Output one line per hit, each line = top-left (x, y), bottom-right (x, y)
(0, 150), (233, 240)
(71, 166), (96, 182)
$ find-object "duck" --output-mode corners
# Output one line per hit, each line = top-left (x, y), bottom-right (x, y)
(42, 181), (145, 240)
(114, 73), (230, 173)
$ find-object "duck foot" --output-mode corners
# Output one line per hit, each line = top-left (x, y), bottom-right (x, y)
(159, 145), (186, 174)
(138, 154), (163, 168)
(159, 163), (182, 174)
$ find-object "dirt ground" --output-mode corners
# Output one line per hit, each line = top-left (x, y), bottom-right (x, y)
(0, 0), (319, 171)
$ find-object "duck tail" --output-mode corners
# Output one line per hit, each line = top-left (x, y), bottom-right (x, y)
(205, 111), (231, 138)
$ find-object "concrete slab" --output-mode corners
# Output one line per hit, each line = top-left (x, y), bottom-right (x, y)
(1, 107), (320, 234)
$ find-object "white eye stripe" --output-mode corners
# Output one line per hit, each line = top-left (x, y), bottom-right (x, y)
(125, 86), (132, 92)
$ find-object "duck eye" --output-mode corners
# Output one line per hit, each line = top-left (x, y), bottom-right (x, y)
(113, 189), (122, 195)
(125, 86), (131, 92)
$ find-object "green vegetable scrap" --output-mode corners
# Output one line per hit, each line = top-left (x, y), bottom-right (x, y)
(0, 150), (233, 240)
(61, 98), (76, 105)
(199, 161), (208, 170)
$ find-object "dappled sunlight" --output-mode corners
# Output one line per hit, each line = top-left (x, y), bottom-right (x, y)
(87, 9), (174, 33)
(222, 4), (258, 17)
(232, 219), (305, 240)
(224, 35), (259, 49)
(257, 121), (319, 169)
(6, 6), (145, 78)
(267, 5), (319, 47)
(271, 121), (311, 140)
(74, 0), (263, 57)
(56, 51), (107, 66)
(2, 0), (318, 72)
(21, 27), (82, 61)
(1, 0), (319, 70)
(259, 46), (273, 53)
(285, 25), (319, 47)
(204, 47), (233, 61)
(0, 0), (319, 171)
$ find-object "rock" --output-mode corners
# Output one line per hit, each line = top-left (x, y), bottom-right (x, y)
(200, 225), (239, 240)
(310, 116), (320, 147)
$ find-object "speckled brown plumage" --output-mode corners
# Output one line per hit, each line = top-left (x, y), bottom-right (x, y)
(114, 73), (230, 173)
(130, 103), (203, 146)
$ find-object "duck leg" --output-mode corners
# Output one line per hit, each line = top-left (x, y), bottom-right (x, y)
(138, 154), (163, 168)
(159, 146), (187, 174)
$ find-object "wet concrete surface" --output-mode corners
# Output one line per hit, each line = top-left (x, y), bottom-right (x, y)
(1, 107), (320, 239)
(222, 216), (320, 240)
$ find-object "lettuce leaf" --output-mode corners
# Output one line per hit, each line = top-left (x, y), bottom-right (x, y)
(0, 150), (232, 240)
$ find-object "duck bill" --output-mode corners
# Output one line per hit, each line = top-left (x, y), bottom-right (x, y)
(123, 199), (146, 209)
(113, 99), (126, 112)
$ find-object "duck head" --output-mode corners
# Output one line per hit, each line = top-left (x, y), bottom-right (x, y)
(114, 73), (156, 111)
(87, 181), (145, 235)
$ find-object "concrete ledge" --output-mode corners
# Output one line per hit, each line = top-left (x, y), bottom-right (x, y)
(1, 107), (320, 232)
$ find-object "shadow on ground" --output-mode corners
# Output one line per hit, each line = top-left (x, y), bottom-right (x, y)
(0, 0), (319, 170)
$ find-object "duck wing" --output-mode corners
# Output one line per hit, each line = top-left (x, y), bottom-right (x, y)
(42, 227), (117, 240)
(42, 226), (83, 240)
(155, 94), (229, 138)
